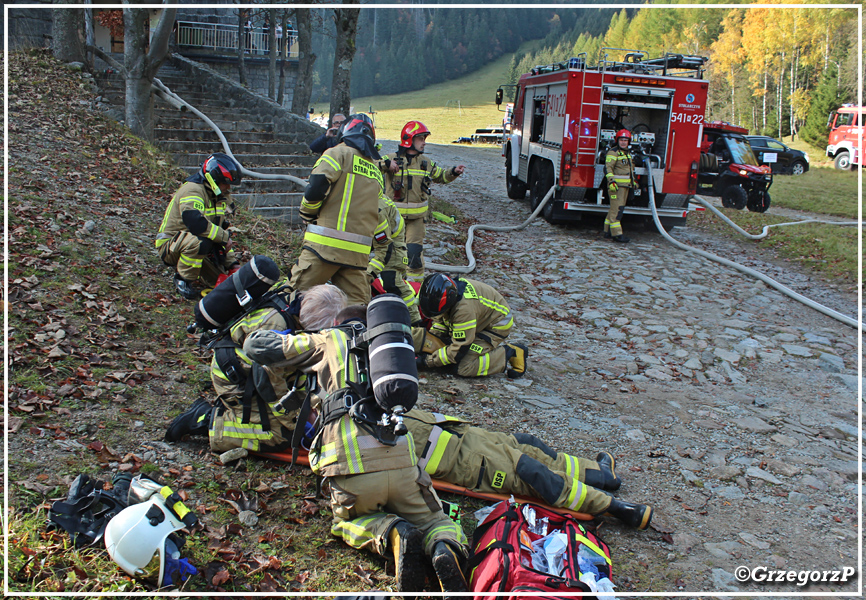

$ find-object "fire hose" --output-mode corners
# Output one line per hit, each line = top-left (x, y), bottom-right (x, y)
(428, 158), (858, 330)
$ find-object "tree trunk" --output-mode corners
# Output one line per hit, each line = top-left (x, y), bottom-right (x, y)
(330, 4), (360, 120)
(762, 70), (767, 133)
(123, 7), (177, 142)
(730, 67), (736, 124)
(52, 7), (85, 63)
(291, 8), (316, 117)
(268, 8), (277, 100)
(237, 8), (248, 87)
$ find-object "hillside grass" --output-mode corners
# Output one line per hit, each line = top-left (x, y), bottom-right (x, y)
(316, 39), (543, 145)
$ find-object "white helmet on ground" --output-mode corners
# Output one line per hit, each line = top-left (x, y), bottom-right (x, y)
(104, 497), (186, 586)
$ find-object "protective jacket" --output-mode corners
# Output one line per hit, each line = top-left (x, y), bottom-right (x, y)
(155, 182), (232, 249)
(423, 278), (513, 371)
(604, 148), (635, 188)
(299, 144), (382, 269)
(369, 196), (407, 276)
(379, 151), (459, 221)
(242, 327), (416, 477)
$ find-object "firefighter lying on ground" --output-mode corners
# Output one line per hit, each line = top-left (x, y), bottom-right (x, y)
(164, 284), (348, 452)
(155, 153), (242, 299)
(289, 114), (383, 305)
(243, 304), (469, 595)
(369, 194), (423, 325)
(603, 129), (638, 244)
(379, 121), (465, 283)
(415, 273), (528, 378)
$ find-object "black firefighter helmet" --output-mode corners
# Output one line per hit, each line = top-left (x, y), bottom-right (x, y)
(337, 113), (380, 160)
(418, 273), (461, 318)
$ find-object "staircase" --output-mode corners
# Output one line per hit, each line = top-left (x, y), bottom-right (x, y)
(96, 61), (317, 224)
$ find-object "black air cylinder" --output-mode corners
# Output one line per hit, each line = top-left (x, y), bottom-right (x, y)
(366, 293), (418, 413)
(193, 255), (280, 329)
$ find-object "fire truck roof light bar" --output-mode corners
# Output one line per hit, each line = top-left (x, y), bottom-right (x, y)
(604, 85), (674, 97)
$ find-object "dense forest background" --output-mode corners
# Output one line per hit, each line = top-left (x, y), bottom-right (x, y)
(309, 1), (860, 149)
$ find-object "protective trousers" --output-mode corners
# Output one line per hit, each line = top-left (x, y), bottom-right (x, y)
(405, 218), (426, 282)
(455, 330), (508, 378)
(289, 248), (371, 305)
(604, 187), (631, 237)
(160, 231), (235, 285)
(209, 401), (292, 453)
(447, 428), (611, 515)
(328, 465), (468, 557)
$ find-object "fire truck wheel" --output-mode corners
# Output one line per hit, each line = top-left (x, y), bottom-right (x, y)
(505, 153), (527, 200)
(720, 185), (748, 210)
(833, 152), (851, 171)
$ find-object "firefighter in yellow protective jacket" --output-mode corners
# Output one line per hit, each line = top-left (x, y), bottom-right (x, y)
(155, 153), (242, 299)
(379, 121), (465, 282)
(403, 409), (653, 530)
(290, 114), (382, 305)
(243, 305), (469, 595)
(416, 274), (528, 378)
(603, 129), (637, 243)
(164, 285), (348, 453)
(369, 195), (423, 325)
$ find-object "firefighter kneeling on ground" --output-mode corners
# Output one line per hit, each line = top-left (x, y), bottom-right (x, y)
(243, 303), (469, 595)
(604, 129), (638, 244)
(379, 121), (465, 283)
(155, 153), (243, 299)
(416, 273), (528, 378)
(164, 284), (348, 453)
(369, 194), (423, 325)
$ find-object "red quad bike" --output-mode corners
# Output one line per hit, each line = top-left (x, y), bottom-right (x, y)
(698, 121), (773, 213)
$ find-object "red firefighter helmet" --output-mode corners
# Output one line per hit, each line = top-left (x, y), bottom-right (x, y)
(616, 129), (632, 141)
(399, 121), (431, 148)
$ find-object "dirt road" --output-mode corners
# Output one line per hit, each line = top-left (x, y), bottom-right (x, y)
(412, 141), (860, 594)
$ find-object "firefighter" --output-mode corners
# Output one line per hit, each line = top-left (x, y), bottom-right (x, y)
(243, 305), (469, 595)
(403, 409), (653, 530)
(416, 273), (528, 378)
(155, 153), (242, 299)
(369, 194), (423, 325)
(604, 129), (637, 243)
(164, 284), (348, 452)
(289, 114), (382, 305)
(379, 121), (465, 282)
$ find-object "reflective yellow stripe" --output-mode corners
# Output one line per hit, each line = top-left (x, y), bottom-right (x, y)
(179, 255), (202, 268)
(155, 238), (169, 248)
(565, 454), (578, 479)
(341, 417), (364, 474)
(421, 428), (453, 474)
(370, 258), (385, 272)
(575, 533), (611, 565)
(316, 442), (338, 467)
(452, 320), (476, 332)
(566, 478), (587, 511)
(206, 222), (220, 241)
(316, 154), (341, 171)
(435, 346), (452, 365)
(423, 521), (467, 547)
(331, 514), (379, 544)
(179, 195), (205, 211)
(301, 198), (322, 211)
(305, 231), (371, 255)
(397, 204), (428, 216)
(475, 352), (490, 376)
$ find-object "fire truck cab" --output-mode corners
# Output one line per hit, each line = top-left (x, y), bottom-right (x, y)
(826, 105), (864, 170)
(497, 50), (708, 229)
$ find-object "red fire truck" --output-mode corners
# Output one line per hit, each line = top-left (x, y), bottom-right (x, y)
(496, 50), (709, 228)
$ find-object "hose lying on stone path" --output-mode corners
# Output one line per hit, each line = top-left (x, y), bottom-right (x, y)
(152, 79), (308, 188)
(642, 160), (859, 330)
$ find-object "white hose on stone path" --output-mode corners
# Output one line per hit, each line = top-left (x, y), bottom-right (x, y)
(152, 78), (308, 187)
(692, 196), (858, 240)
(426, 185), (556, 274)
(642, 160), (859, 330)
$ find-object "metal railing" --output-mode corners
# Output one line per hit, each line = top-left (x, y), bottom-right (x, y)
(176, 21), (298, 59)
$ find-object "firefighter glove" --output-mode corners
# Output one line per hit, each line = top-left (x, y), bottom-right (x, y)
(608, 182), (618, 193)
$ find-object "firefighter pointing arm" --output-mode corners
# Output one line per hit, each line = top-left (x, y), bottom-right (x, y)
(379, 121), (465, 283)
(603, 129), (636, 244)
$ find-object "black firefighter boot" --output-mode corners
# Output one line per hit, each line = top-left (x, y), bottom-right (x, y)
(603, 492), (653, 530)
(431, 540), (468, 597)
(388, 520), (426, 593)
(174, 273), (200, 300)
(505, 343), (529, 378)
(582, 451), (622, 491)
(165, 398), (213, 442)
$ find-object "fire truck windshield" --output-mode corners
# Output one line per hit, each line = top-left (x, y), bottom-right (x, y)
(723, 136), (760, 166)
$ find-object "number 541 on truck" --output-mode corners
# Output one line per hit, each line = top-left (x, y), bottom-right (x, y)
(496, 49), (709, 229)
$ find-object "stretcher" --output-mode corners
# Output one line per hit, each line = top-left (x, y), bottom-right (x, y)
(253, 448), (593, 521)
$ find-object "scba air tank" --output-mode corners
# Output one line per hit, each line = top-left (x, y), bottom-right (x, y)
(365, 293), (418, 413)
(193, 255), (280, 330)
